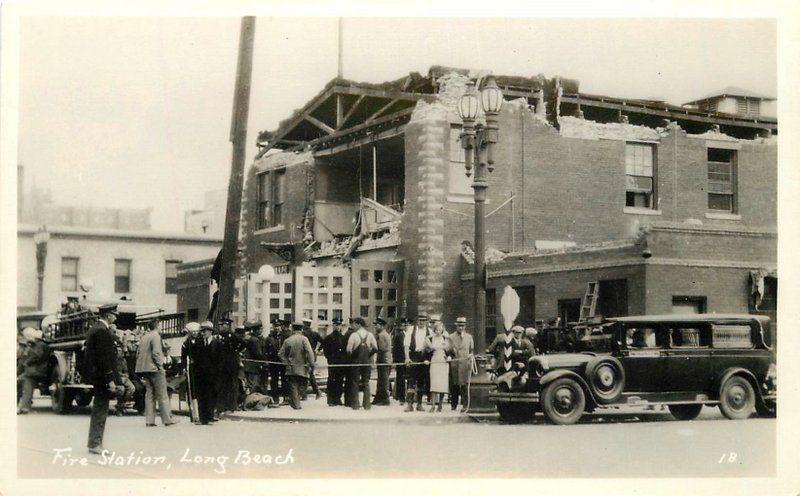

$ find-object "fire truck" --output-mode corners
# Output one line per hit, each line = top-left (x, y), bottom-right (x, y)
(26, 305), (186, 414)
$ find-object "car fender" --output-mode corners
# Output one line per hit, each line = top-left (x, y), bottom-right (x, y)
(539, 369), (598, 407)
(494, 371), (518, 392)
(715, 367), (761, 401)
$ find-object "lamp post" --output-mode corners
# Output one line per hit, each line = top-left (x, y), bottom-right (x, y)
(33, 225), (50, 311)
(459, 75), (503, 348)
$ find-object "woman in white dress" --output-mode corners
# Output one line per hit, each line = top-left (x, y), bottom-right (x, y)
(425, 322), (450, 412)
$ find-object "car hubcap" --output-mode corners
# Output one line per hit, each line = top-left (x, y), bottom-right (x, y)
(597, 366), (614, 389)
(728, 385), (747, 410)
(554, 387), (575, 415)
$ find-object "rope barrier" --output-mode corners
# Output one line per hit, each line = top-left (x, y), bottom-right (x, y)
(241, 356), (475, 368)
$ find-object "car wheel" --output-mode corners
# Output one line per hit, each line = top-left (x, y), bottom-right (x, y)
(496, 403), (536, 424)
(541, 377), (586, 425)
(755, 398), (776, 418)
(585, 357), (625, 404)
(719, 375), (755, 420)
(668, 403), (703, 420)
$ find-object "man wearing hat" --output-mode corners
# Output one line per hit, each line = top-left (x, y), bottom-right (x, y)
(215, 317), (244, 413)
(301, 318), (322, 401)
(486, 324), (524, 376)
(278, 322), (316, 409)
(263, 319), (284, 405)
(181, 322), (202, 422)
(243, 321), (266, 393)
(373, 317), (392, 405)
(447, 317), (474, 412)
(17, 327), (49, 414)
(403, 314), (431, 412)
(391, 318), (411, 403)
(321, 317), (347, 406)
(85, 304), (124, 454)
(192, 321), (220, 424)
(341, 319), (357, 408)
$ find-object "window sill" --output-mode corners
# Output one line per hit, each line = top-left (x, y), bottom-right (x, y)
(705, 212), (742, 221)
(623, 207), (662, 216)
(254, 225), (285, 235)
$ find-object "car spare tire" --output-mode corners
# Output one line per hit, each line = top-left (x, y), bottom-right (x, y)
(585, 357), (625, 404)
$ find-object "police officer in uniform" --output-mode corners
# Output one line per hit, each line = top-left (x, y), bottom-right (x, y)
(321, 317), (347, 406)
(192, 321), (220, 425)
(85, 304), (123, 454)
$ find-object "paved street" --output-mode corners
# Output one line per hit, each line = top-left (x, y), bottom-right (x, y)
(17, 397), (774, 479)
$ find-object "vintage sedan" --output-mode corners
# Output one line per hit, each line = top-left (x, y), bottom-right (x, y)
(489, 314), (776, 425)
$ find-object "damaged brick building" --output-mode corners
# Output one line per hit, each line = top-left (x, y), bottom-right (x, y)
(233, 66), (777, 345)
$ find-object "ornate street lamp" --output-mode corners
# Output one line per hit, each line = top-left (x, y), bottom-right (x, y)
(458, 75), (503, 348)
(33, 225), (50, 311)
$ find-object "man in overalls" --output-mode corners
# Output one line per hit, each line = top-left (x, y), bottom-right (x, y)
(345, 317), (377, 410)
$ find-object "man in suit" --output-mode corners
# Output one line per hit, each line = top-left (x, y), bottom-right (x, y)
(403, 314), (431, 412)
(278, 322), (316, 410)
(263, 319), (283, 404)
(135, 318), (178, 427)
(391, 318), (411, 404)
(215, 318), (244, 413)
(373, 317), (392, 405)
(447, 316), (475, 412)
(181, 322), (201, 422)
(321, 317), (347, 406)
(301, 318), (322, 401)
(243, 321), (266, 393)
(192, 321), (219, 425)
(85, 304), (123, 454)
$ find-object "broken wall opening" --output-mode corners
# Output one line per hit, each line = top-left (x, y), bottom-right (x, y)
(313, 135), (405, 242)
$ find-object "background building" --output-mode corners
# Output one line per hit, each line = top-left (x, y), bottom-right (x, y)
(184, 189), (227, 236)
(17, 224), (222, 314)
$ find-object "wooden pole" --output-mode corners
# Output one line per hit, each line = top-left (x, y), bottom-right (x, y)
(217, 16), (256, 324)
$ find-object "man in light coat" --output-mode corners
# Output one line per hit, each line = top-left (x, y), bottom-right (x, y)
(447, 316), (474, 412)
(135, 319), (178, 427)
(278, 323), (316, 409)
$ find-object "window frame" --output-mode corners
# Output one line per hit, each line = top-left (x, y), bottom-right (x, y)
(624, 142), (658, 210)
(707, 147), (738, 214)
(61, 257), (79, 292)
(256, 168), (286, 229)
(114, 258), (132, 294)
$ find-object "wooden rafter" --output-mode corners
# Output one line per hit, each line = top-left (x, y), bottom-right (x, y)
(305, 114), (335, 134)
(338, 95), (365, 130)
(365, 98), (400, 125)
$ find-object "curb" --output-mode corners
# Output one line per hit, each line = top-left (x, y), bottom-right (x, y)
(222, 411), (488, 425)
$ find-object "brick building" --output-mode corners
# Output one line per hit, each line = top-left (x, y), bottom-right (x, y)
(236, 66), (777, 345)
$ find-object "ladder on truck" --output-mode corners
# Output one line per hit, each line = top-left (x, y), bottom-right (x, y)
(579, 281), (599, 322)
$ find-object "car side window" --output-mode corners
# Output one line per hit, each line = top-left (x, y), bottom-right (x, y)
(626, 327), (667, 349)
(669, 327), (710, 348)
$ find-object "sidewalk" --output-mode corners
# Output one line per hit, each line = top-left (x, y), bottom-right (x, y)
(224, 397), (484, 424)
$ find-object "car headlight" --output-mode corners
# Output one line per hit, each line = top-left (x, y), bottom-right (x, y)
(530, 357), (548, 378)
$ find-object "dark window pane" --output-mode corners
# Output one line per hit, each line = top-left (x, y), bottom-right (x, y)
(708, 193), (733, 211)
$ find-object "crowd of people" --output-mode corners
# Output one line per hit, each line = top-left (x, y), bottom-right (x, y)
(17, 302), (543, 454)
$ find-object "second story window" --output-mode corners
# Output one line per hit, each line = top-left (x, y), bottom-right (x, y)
(61, 257), (79, 291)
(165, 260), (181, 294)
(257, 169), (285, 230)
(114, 259), (131, 293)
(625, 142), (656, 209)
(707, 148), (737, 213)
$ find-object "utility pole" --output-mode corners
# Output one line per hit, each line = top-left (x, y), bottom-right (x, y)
(217, 16), (256, 324)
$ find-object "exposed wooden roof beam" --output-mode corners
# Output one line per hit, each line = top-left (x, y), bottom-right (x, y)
(305, 114), (335, 134)
(313, 124), (406, 157)
(365, 98), (399, 125)
(338, 95), (365, 130)
(561, 95), (777, 130)
(310, 107), (414, 150)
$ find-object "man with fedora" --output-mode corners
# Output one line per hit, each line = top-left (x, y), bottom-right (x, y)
(278, 322), (316, 409)
(321, 317), (347, 406)
(85, 304), (124, 454)
(447, 316), (474, 412)
(192, 321), (220, 425)
(373, 317), (392, 405)
(135, 318), (179, 427)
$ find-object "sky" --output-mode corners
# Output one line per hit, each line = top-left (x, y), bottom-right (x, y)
(18, 17), (776, 231)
